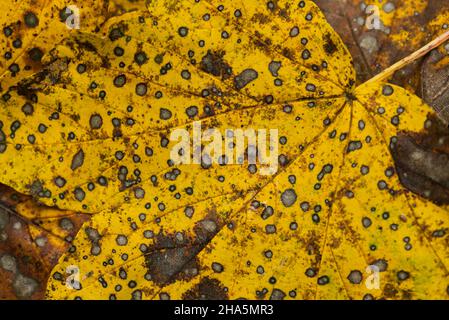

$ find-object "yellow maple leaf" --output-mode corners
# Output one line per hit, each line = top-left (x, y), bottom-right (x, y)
(0, 0), (448, 300)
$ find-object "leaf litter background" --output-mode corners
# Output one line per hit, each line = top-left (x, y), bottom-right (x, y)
(1, 0), (449, 300)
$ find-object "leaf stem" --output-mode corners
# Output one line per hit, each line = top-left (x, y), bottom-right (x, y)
(364, 29), (449, 85)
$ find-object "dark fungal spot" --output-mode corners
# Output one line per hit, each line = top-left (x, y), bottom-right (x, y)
(281, 189), (297, 207)
(371, 259), (388, 272)
(362, 217), (372, 228)
(397, 270), (410, 281)
(184, 206), (194, 218)
(289, 26), (299, 37)
(317, 275), (329, 285)
(323, 33), (337, 54)
(145, 217), (219, 284)
(256, 265), (264, 274)
(347, 140), (362, 153)
(27, 135), (35, 144)
(24, 12), (39, 28)
(54, 176), (66, 188)
(182, 277), (228, 300)
(71, 149), (85, 171)
(264, 95), (273, 104)
(68, 132), (77, 140)
(269, 288), (286, 300)
(383, 283), (399, 298)
(432, 229), (446, 238)
(306, 83), (316, 92)
(145, 241), (200, 282)
(3, 26), (12, 37)
(115, 151), (124, 160)
(200, 50), (232, 80)
(0, 131), (6, 146)
(89, 114), (103, 129)
(186, 106), (198, 118)
(267, 1), (276, 10)
(261, 206), (274, 220)
(28, 48), (43, 62)
(268, 61), (281, 77)
(288, 175), (296, 184)
(159, 292), (170, 300)
(160, 108), (172, 120)
(22, 102), (34, 116)
(302, 49), (311, 60)
(28, 180), (45, 198)
(9, 63), (19, 74)
(234, 69), (258, 90)
(76, 64), (86, 74)
(134, 51), (148, 66)
(97, 176), (108, 186)
(347, 270), (363, 284)
(283, 105), (292, 113)
(305, 268), (316, 277)
(135, 83), (147, 96)
(114, 46), (124, 56)
(87, 183), (95, 191)
(154, 53), (165, 64)
(38, 124), (47, 133)
(145, 147), (153, 157)
(11, 120), (21, 133)
(211, 262), (224, 273)
(178, 26), (188, 37)
(13, 39), (22, 48)
(181, 69), (191, 80)
(74, 187), (86, 202)
(113, 74), (126, 87)
(109, 26), (125, 41)
(382, 85), (394, 96)
(377, 180), (388, 190)
(85, 227), (101, 256)
(134, 187), (145, 199)
(262, 250), (273, 259)
(265, 224), (276, 234)
(59, 7), (74, 22)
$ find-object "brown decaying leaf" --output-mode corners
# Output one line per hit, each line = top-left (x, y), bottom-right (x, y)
(0, 184), (89, 299)
(315, 0), (449, 90)
(421, 50), (449, 124)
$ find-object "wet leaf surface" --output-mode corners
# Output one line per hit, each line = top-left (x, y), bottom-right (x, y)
(0, 0), (448, 300)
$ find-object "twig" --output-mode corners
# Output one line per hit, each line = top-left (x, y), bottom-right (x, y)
(364, 30), (449, 84)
